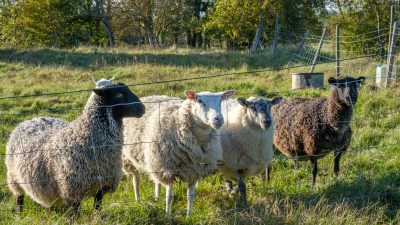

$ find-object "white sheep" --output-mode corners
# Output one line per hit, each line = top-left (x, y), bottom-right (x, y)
(6, 82), (145, 215)
(219, 96), (282, 206)
(122, 90), (235, 216)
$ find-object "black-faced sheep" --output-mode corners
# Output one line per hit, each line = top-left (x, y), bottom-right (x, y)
(122, 90), (235, 216)
(5, 82), (145, 215)
(272, 76), (366, 185)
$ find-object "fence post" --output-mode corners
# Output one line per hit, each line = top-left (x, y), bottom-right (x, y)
(336, 25), (340, 78)
(310, 27), (327, 73)
(385, 21), (398, 87)
(272, 13), (280, 57)
(388, 5), (394, 54)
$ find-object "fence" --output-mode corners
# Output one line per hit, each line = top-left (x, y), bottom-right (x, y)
(0, 25), (399, 223)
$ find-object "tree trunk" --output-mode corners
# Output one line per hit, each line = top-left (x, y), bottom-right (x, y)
(94, 0), (115, 47)
(174, 34), (179, 46)
(161, 33), (166, 48)
(145, 2), (155, 48)
(197, 32), (203, 48)
(250, 13), (265, 52)
(190, 31), (196, 48)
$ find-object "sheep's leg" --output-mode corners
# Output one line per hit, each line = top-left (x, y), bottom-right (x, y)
(310, 157), (318, 186)
(165, 184), (174, 214)
(132, 172), (141, 201)
(16, 195), (24, 213)
(235, 174), (247, 207)
(225, 180), (233, 193)
(94, 187), (109, 210)
(265, 166), (271, 182)
(154, 182), (161, 201)
(334, 151), (343, 177)
(186, 182), (196, 217)
(71, 202), (81, 217)
(294, 159), (299, 170)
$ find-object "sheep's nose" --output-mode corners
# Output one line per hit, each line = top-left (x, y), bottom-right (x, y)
(261, 119), (272, 128)
(213, 114), (224, 127)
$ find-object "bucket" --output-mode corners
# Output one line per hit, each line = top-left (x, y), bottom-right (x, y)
(291, 73), (324, 90)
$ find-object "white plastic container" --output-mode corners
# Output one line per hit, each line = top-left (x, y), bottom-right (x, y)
(376, 64), (397, 86)
(376, 64), (386, 86)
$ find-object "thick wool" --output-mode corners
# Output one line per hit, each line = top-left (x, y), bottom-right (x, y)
(6, 94), (123, 207)
(272, 88), (353, 160)
(122, 96), (222, 186)
(219, 98), (274, 181)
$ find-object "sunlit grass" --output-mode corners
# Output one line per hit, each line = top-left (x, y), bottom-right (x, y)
(0, 47), (399, 224)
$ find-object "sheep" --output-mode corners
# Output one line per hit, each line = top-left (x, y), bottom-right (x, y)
(122, 90), (235, 216)
(271, 76), (366, 185)
(5, 82), (145, 216)
(219, 96), (282, 206)
(121, 95), (181, 201)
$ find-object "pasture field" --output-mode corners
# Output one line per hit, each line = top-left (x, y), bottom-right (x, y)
(0, 47), (400, 224)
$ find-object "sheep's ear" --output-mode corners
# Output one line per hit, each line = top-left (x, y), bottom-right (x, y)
(184, 90), (197, 101)
(270, 96), (283, 106)
(328, 77), (337, 85)
(357, 76), (366, 84)
(237, 97), (248, 107)
(222, 90), (235, 100)
(93, 88), (106, 97)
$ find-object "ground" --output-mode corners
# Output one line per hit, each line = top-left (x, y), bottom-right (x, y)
(0, 47), (399, 224)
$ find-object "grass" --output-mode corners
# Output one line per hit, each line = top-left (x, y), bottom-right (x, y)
(0, 46), (399, 224)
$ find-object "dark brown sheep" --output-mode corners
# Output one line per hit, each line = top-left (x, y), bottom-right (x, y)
(271, 76), (366, 185)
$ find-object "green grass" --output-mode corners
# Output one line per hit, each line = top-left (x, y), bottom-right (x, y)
(0, 46), (399, 224)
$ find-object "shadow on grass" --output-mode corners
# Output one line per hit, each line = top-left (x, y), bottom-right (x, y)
(215, 171), (400, 224)
(0, 48), (293, 70)
(304, 171), (399, 217)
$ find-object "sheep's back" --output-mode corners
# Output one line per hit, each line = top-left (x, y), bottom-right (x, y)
(272, 98), (326, 158)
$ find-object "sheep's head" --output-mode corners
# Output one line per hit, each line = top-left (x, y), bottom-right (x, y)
(93, 83), (145, 119)
(92, 76), (115, 88)
(238, 96), (283, 129)
(185, 90), (235, 129)
(328, 76), (366, 106)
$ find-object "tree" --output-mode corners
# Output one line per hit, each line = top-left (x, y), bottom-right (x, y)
(94, 0), (115, 47)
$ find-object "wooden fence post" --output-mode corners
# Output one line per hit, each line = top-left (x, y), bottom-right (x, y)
(271, 13), (280, 57)
(336, 25), (340, 78)
(388, 5), (394, 54)
(385, 21), (398, 87)
(310, 27), (327, 73)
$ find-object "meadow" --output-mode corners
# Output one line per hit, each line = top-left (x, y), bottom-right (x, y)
(0, 46), (399, 224)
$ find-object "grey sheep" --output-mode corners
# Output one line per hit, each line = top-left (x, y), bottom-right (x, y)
(6, 82), (145, 215)
(272, 76), (366, 185)
(219, 96), (282, 206)
(122, 90), (235, 216)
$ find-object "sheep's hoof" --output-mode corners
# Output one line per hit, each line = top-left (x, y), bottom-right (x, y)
(234, 200), (249, 211)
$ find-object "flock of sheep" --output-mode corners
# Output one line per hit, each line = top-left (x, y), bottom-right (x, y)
(5, 75), (366, 217)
